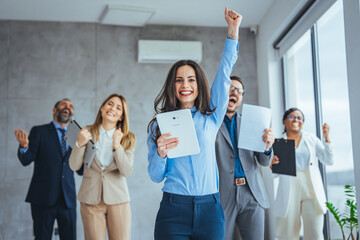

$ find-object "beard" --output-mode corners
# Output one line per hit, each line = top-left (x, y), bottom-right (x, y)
(56, 108), (73, 123)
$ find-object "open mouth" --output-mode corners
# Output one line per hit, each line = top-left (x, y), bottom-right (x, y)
(61, 109), (70, 115)
(228, 97), (237, 107)
(106, 111), (115, 117)
(179, 91), (192, 97)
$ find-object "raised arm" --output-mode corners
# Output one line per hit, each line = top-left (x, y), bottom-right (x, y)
(210, 8), (242, 126)
(113, 146), (135, 177)
(316, 124), (334, 165)
(225, 7), (242, 38)
(69, 128), (92, 171)
(15, 127), (39, 166)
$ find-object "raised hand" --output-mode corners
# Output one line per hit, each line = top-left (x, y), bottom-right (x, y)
(157, 133), (179, 159)
(113, 128), (124, 150)
(77, 129), (92, 148)
(322, 123), (330, 143)
(14, 128), (29, 148)
(263, 128), (275, 152)
(225, 7), (242, 37)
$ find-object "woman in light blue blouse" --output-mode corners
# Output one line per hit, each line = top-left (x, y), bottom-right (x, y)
(147, 7), (242, 240)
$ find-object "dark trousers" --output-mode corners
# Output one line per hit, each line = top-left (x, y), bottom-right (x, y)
(30, 195), (76, 240)
(155, 192), (225, 240)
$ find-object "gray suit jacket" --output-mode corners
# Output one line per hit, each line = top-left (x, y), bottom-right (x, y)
(215, 113), (272, 209)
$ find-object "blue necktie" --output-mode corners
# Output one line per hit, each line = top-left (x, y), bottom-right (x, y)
(59, 129), (67, 157)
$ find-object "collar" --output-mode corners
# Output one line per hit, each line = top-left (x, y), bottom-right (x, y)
(190, 106), (197, 117)
(224, 113), (237, 122)
(100, 125), (116, 137)
(283, 131), (303, 139)
(52, 120), (67, 131)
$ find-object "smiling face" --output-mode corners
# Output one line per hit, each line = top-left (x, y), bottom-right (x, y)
(100, 96), (123, 125)
(283, 110), (304, 133)
(53, 99), (74, 123)
(175, 65), (198, 109)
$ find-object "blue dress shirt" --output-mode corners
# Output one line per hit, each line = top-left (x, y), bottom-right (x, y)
(147, 38), (238, 196)
(20, 121), (68, 153)
(224, 114), (245, 178)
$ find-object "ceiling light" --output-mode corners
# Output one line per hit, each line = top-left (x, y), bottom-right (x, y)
(99, 4), (155, 27)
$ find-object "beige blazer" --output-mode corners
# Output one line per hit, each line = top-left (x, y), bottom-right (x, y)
(69, 135), (135, 205)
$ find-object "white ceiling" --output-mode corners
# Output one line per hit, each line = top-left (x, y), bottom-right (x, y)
(0, 0), (274, 28)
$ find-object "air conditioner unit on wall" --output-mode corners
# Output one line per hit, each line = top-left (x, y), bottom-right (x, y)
(138, 40), (202, 63)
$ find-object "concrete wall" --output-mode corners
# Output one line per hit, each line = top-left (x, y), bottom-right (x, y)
(0, 21), (258, 240)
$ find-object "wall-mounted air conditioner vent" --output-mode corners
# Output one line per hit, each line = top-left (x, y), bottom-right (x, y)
(138, 40), (202, 63)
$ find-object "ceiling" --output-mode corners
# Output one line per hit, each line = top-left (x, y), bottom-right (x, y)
(0, 0), (274, 28)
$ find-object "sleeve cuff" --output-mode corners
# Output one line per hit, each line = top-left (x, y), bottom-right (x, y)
(155, 151), (167, 162)
(264, 147), (273, 156)
(224, 38), (239, 52)
(19, 146), (29, 154)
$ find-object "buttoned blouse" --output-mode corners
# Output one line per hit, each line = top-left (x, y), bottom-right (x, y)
(147, 38), (238, 196)
(295, 134), (310, 170)
(96, 126), (116, 169)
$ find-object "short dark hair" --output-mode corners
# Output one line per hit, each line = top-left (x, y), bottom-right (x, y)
(230, 75), (245, 94)
(54, 98), (71, 109)
(282, 107), (305, 133)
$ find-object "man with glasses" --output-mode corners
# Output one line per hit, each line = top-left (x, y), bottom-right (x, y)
(215, 76), (275, 240)
(14, 98), (83, 240)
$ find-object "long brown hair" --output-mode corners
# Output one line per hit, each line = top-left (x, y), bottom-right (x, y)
(89, 93), (136, 150)
(147, 60), (215, 143)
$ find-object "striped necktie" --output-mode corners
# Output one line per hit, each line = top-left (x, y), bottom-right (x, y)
(59, 128), (67, 157)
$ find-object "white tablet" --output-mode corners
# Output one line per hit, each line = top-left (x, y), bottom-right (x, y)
(65, 118), (97, 168)
(156, 109), (200, 158)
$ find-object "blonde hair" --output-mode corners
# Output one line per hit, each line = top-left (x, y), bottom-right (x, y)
(89, 93), (136, 150)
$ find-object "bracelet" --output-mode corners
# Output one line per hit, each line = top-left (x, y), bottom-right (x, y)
(227, 34), (239, 40)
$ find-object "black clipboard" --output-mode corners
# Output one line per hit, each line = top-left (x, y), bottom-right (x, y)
(272, 138), (296, 176)
(64, 118), (97, 168)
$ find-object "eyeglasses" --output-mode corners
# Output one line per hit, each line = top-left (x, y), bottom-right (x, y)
(287, 115), (304, 121)
(230, 86), (245, 94)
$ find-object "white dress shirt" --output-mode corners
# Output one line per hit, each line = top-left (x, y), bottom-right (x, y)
(96, 126), (116, 169)
(295, 135), (310, 170)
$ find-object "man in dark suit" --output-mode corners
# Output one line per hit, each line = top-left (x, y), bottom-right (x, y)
(14, 98), (83, 240)
(215, 76), (275, 240)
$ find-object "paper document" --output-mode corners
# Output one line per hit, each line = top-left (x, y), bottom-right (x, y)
(272, 138), (296, 176)
(156, 109), (200, 158)
(64, 118), (97, 168)
(238, 104), (272, 152)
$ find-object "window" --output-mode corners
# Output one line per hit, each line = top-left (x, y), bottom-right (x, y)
(282, 0), (354, 238)
(317, 1), (354, 238)
(283, 30), (316, 134)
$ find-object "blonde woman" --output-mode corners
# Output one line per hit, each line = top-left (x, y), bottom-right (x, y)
(69, 93), (136, 240)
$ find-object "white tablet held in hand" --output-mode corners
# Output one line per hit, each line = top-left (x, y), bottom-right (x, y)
(156, 109), (200, 158)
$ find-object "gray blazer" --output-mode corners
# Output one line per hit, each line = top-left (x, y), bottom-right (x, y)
(215, 113), (272, 209)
